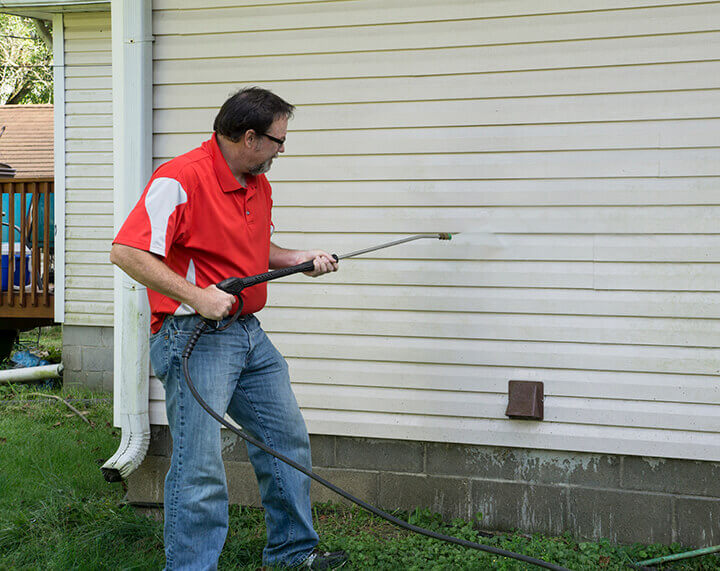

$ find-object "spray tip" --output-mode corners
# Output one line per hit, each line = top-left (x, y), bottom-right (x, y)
(437, 233), (454, 240)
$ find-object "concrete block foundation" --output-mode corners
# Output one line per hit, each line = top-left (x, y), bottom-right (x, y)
(62, 324), (114, 391)
(127, 428), (720, 547)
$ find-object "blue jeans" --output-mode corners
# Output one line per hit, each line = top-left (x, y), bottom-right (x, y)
(150, 314), (319, 570)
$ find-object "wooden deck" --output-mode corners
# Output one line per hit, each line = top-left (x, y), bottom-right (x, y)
(1, 178), (55, 326)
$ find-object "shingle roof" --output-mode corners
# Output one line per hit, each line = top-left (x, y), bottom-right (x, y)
(0, 104), (54, 179)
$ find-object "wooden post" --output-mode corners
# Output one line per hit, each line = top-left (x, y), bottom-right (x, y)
(42, 183), (51, 307)
(7, 182), (15, 307)
(0, 182), (4, 308)
(18, 183), (26, 308)
(31, 183), (39, 307)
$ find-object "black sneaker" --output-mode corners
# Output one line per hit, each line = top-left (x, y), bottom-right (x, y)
(300, 549), (348, 569)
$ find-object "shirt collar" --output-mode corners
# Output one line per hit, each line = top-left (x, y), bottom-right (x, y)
(206, 133), (254, 193)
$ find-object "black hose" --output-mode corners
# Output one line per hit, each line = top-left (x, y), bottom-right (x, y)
(182, 320), (572, 571)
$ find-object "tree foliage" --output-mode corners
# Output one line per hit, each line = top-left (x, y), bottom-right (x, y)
(0, 14), (53, 105)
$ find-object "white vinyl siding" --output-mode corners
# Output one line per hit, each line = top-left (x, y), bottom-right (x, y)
(148, 1), (720, 461)
(63, 12), (113, 326)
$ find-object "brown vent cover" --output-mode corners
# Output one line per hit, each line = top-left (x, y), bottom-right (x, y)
(505, 381), (544, 420)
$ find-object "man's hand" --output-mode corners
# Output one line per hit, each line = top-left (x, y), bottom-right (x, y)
(268, 243), (339, 276)
(290, 250), (338, 278)
(110, 244), (237, 321)
(193, 285), (236, 321)
(298, 250), (339, 277)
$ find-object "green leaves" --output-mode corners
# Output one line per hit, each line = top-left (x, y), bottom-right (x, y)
(0, 14), (53, 105)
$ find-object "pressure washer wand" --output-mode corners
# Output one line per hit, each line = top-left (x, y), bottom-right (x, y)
(336, 232), (454, 260)
(216, 233), (455, 296)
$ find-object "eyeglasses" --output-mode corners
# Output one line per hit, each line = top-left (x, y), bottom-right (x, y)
(259, 132), (286, 146)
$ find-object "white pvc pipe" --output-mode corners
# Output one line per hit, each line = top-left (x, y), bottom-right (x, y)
(0, 363), (63, 384)
(103, 0), (153, 482)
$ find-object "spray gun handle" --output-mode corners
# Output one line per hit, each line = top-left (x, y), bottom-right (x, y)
(216, 254), (338, 296)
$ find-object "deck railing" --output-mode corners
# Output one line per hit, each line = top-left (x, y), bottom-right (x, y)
(0, 178), (54, 318)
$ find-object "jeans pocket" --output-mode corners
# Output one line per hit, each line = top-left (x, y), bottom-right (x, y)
(149, 330), (171, 382)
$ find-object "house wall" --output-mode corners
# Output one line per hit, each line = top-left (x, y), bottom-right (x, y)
(129, 428), (720, 546)
(58, 0), (718, 544)
(63, 11), (113, 326)
(146, 0), (720, 463)
(61, 11), (114, 388)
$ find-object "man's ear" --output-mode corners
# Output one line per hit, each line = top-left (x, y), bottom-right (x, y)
(244, 129), (259, 149)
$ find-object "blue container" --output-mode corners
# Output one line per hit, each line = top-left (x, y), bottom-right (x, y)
(1, 252), (30, 291)
(1, 193), (54, 250)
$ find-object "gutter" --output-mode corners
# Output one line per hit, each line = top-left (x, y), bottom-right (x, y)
(0, 1), (110, 20)
(102, 0), (153, 482)
(0, 1), (108, 8)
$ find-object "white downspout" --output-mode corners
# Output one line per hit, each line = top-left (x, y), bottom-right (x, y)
(102, 0), (153, 482)
(52, 12), (65, 324)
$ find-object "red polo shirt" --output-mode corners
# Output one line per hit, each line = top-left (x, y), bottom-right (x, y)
(113, 134), (274, 333)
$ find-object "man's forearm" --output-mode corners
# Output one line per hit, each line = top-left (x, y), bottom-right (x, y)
(110, 243), (235, 320)
(269, 241), (305, 269)
(110, 243), (203, 307)
(268, 241), (339, 277)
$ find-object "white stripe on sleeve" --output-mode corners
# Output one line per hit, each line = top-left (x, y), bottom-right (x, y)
(144, 177), (188, 256)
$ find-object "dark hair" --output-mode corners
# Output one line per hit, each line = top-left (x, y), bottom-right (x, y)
(213, 87), (295, 142)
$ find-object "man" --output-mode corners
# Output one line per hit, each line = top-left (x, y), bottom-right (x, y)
(110, 87), (347, 570)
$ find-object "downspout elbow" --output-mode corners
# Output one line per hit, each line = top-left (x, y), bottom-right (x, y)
(102, 412), (150, 481)
(104, 276), (151, 482)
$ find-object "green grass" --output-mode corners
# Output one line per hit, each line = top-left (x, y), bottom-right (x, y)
(1, 385), (719, 570)
(0, 385), (163, 570)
